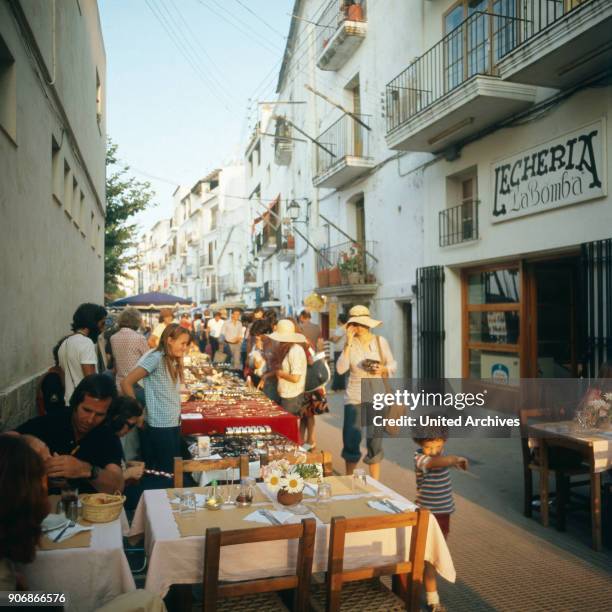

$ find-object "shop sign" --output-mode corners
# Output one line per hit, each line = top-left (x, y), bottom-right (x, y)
(491, 120), (606, 223)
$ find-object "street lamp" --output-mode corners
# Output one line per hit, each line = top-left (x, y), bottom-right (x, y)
(287, 199), (300, 222)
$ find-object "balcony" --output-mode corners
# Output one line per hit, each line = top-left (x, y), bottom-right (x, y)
(254, 225), (278, 257)
(317, 0), (367, 71)
(439, 200), (479, 248)
(274, 118), (293, 166)
(243, 268), (258, 286)
(218, 274), (240, 296)
(202, 285), (218, 303)
(385, 12), (538, 153)
(316, 240), (378, 297)
(262, 280), (281, 302)
(496, 0), (612, 89)
(313, 114), (374, 189)
(276, 228), (295, 263)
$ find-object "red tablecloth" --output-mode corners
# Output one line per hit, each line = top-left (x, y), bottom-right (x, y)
(180, 400), (301, 443)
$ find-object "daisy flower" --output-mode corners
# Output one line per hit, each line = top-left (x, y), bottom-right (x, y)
(604, 392), (612, 402)
(265, 470), (283, 492)
(284, 474), (304, 494)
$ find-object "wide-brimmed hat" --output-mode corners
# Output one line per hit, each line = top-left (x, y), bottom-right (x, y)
(267, 319), (307, 343)
(346, 305), (381, 328)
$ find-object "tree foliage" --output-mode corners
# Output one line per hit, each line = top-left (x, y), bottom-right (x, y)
(105, 140), (155, 299)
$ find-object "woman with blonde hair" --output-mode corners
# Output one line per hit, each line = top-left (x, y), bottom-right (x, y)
(336, 305), (396, 480)
(122, 323), (191, 474)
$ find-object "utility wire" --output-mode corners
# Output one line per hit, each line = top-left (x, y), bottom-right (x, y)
(232, 0), (288, 40)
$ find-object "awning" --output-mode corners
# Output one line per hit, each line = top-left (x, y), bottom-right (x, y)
(252, 194), (281, 233)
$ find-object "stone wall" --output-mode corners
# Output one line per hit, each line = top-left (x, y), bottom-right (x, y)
(0, 372), (42, 431)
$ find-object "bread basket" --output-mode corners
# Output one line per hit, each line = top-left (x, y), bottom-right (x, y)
(80, 491), (125, 523)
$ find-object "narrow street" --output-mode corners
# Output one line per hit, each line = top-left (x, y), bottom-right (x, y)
(316, 392), (612, 611)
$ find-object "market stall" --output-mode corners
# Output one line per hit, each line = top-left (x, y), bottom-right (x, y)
(180, 353), (301, 443)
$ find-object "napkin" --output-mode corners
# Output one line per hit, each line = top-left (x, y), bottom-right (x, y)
(170, 494), (207, 508)
(54, 523), (93, 543)
(181, 413), (202, 420)
(302, 483), (318, 497)
(367, 498), (417, 514)
(244, 509), (301, 525)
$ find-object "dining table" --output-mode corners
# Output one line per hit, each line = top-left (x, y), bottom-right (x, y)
(21, 509), (135, 612)
(528, 420), (612, 551)
(128, 475), (456, 601)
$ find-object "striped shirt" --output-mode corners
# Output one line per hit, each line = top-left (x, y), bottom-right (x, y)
(138, 350), (181, 428)
(414, 450), (455, 514)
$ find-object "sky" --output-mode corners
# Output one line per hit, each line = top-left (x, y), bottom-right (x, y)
(99, 0), (294, 232)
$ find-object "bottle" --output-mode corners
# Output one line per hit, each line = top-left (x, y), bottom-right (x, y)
(205, 480), (222, 510)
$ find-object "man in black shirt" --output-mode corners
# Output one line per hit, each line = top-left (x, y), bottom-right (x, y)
(17, 374), (124, 494)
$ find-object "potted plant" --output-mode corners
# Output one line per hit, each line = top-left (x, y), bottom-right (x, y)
(328, 265), (342, 286)
(264, 459), (305, 506)
(317, 267), (330, 287)
(339, 244), (365, 284)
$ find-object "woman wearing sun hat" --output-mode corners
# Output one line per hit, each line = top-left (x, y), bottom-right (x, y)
(336, 305), (396, 480)
(258, 319), (308, 416)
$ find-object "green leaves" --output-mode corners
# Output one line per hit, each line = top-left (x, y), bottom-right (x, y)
(104, 139), (156, 299)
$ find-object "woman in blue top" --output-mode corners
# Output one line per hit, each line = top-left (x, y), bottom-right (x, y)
(122, 323), (191, 474)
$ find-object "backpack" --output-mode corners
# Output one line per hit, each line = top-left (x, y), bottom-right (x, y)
(36, 366), (65, 416)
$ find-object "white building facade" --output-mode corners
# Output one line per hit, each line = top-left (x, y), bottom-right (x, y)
(0, 1), (107, 427)
(383, 0), (612, 380)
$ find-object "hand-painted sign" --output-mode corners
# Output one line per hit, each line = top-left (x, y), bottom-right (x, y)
(491, 120), (606, 223)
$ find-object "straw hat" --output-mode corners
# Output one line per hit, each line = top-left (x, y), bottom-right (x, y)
(267, 319), (307, 343)
(346, 305), (381, 328)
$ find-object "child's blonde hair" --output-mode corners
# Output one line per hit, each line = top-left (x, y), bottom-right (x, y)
(156, 323), (191, 384)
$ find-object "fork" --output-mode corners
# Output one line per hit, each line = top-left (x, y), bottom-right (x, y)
(259, 509), (281, 525)
(382, 499), (403, 514)
(53, 520), (75, 543)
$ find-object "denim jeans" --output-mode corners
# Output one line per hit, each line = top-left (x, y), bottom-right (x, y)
(341, 403), (384, 465)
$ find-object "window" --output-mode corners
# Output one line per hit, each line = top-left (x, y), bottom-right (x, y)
(78, 191), (85, 232)
(90, 211), (95, 248)
(463, 265), (521, 380)
(208, 242), (213, 265)
(63, 161), (72, 218)
(0, 34), (16, 142)
(95, 69), (102, 125)
(52, 137), (62, 204)
(210, 206), (218, 230)
(72, 178), (79, 225)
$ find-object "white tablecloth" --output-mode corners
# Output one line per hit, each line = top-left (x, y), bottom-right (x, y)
(129, 479), (456, 598)
(22, 516), (136, 612)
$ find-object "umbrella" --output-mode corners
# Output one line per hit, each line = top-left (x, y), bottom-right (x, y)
(109, 291), (194, 311)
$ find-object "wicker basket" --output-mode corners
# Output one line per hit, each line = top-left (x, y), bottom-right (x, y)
(80, 492), (125, 523)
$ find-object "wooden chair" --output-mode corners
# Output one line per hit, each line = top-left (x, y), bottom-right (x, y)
(310, 510), (430, 612)
(260, 450), (334, 477)
(519, 409), (590, 529)
(173, 454), (250, 488)
(202, 517), (316, 611)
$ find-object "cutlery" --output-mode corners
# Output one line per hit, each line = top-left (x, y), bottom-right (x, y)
(383, 499), (403, 514)
(259, 509), (281, 525)
(43, 521), (69, 534)
(53, 520), (75, 542)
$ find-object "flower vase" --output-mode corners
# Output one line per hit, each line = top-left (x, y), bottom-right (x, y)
(277, 490), (303, 506)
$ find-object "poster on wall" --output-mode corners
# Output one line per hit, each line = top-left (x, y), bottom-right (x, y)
(491, 119), (606, 223)
(480, 353), (520, 384)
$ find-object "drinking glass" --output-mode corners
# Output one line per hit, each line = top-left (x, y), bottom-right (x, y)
(317, 483), (332, 504)
(180, 491), (197, 514)
(352, 469), (367, 492)
(61, 484), (79, 516)
(65, 500), (79, 522)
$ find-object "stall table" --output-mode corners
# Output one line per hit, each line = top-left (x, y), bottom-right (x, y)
(181, 399), (300, 443)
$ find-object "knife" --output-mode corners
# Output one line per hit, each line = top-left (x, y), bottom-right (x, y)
(260, 509), (281, 525)
(383, 499), (404, 514)
(53, 520), (75, 543)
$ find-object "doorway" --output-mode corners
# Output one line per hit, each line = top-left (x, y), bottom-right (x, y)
(527, 257), (581, 378)
(402, 302), (413, 378)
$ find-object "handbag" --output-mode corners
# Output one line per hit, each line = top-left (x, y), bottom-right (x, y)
(375, 336), (404, 436)
(305, 351), (331, 393)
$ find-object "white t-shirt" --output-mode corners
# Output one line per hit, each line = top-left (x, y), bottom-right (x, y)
(58, 333), (98, 403)
(278, 344), (307, 399)
(207, 318), (224, 338)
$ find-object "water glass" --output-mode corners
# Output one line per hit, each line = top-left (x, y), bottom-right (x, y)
(352, 469), (367, 492)
(61, 484), (79, 515)
(317, 483), (332, 504)
(180, 491), (197, 514)
(65, 500), (79, 522)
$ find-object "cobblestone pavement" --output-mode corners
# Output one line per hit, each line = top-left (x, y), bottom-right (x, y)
(316, 392), (612, 612)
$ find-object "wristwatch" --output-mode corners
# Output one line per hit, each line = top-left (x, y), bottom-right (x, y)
(89, 465), (101, 480)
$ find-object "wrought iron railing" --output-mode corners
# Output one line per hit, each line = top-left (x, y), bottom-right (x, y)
(315, 114), (371, 178)
(439, 200), (479, 247)
(386, 2), (595, 133)
(317, 0), (367, 56)
(263, 280), (281, 301)
(316, 240), (377, 285)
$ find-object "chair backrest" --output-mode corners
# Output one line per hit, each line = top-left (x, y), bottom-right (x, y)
(325, 510), (430, 612)
(203, 517), (316, 612)
(260, 450), (334, 477)
(518, 408), (545, 467)
(173, 454), (250, 488)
